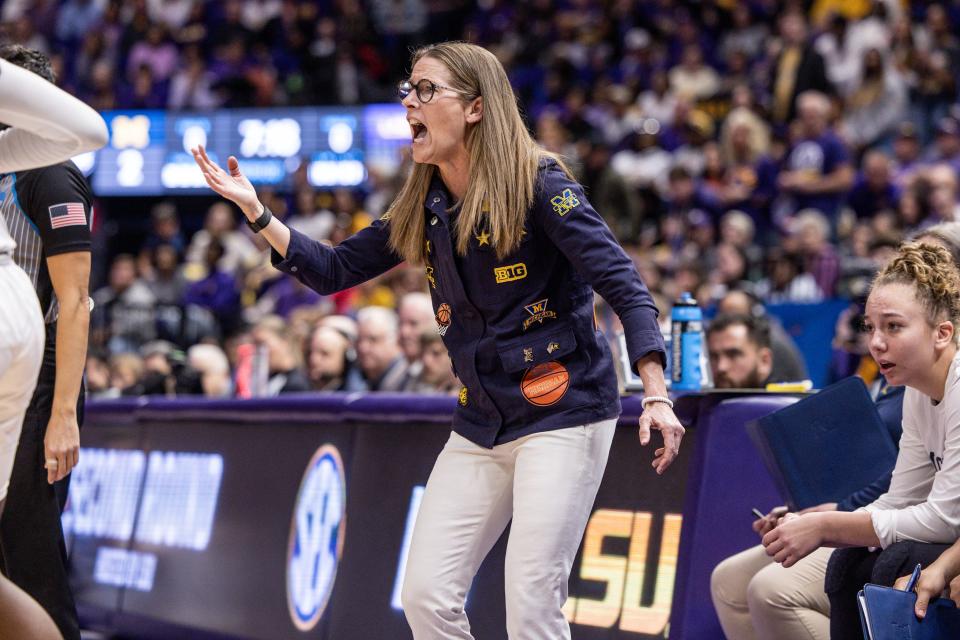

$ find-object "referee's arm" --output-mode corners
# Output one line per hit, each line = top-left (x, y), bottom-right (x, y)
(18, 162), (93, 483)
(45, 250), (88, 483)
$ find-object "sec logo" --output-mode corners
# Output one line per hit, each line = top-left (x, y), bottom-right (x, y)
(286, 445), (346, 631)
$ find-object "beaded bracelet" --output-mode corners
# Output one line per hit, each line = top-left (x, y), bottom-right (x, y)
(640, 395), (674, 410)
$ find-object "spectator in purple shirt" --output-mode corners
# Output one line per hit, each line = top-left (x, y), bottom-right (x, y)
(265, 277), (324, 319)
(55, 0), (104, 45)
(891, 121), (924, 189)
(126, 24), (179, 84)
(718, 107), (775, 230)
(924, 115), (960, 175)
(792, 209), (840, 298)
(182, 239), (240, 336)
(778, 91), (855, 226)
(848, 150), (902, 219)
(117, 64), (167, 109)
(663, 165), (721, 220)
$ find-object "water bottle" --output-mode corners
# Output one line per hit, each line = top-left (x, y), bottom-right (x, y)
(671, 292), (703, 391)
(662, 330), (672, 386)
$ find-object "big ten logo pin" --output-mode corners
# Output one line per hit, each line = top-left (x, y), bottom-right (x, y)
(494, 263), (527, 284)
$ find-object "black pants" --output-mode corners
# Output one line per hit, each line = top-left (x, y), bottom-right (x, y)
(825, 541), (952, 639)
(0, 324), (81, 640)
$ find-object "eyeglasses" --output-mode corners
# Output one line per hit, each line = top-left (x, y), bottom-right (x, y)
(397, 78), (469, 103)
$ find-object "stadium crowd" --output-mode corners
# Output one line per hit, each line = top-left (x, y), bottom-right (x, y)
(7, 0), (960, 397)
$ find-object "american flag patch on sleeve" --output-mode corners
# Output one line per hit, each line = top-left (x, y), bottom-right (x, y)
(48, 202), (87, 229)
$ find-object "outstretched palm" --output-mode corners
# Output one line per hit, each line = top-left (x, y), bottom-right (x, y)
(191, 145), (259, 212)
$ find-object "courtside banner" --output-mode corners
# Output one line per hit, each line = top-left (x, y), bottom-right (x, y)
(66, 395), (690, 640)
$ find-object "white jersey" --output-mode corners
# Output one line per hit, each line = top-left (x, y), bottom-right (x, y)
(865, 351), (960, 547)
(0, 58), (108, 252)
(0, 57), (106, 498)
(0, 256), (43, 500)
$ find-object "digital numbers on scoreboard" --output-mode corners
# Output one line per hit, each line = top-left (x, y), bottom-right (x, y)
(93, 111), (167, 195)
(91, 105), (406, 196)
(231, 110), (305, 186)
(161, 115), (213, 190)
(307, 113), (365, 188)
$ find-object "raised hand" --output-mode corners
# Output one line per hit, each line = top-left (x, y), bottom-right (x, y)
(191, 145), (260, 214)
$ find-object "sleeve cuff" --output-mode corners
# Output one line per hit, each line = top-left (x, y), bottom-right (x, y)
(44, 243), (92, 256)
(626, 331), (666, 372)
(869, 509), (895, 549)
(620, 307), (665, 371)
(270, 226), (306, 273)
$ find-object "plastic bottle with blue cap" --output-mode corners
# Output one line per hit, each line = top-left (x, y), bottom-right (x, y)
(671, 292), (705, 391)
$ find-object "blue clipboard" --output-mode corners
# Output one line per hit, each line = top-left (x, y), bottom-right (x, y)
(858, 582), (960, 639)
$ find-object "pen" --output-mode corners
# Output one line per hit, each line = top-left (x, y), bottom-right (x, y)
(904, 563), (922, 592)
(751, 508), (765, 519)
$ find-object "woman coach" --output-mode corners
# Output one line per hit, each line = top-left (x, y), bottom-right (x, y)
(192, 41), (682, 639)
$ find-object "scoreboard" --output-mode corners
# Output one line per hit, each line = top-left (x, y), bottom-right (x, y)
(87, 105), (409, 196)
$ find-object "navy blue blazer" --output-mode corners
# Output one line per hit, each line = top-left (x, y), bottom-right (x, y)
(272, 161), (665, 447)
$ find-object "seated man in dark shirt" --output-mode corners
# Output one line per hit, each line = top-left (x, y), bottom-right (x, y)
(707, 313), (776, 389)
(717, 289), (808, 383)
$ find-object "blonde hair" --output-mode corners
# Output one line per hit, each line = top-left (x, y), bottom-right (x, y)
(797, 90), (831, 117)
(188, 344), (230, 375)
(719, 107), (770, 165)
(873, 242), (960, 336)
(385, 41), (571, 263)
(254, 314), (303, 367)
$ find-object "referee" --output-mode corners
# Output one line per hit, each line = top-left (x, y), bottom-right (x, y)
(0, 45), (91, 640)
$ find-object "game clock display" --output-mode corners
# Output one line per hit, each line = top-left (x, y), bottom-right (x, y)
(85, 104), (409, 196)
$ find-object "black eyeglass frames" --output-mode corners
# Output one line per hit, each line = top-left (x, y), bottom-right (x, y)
(397, 78), (472, 103)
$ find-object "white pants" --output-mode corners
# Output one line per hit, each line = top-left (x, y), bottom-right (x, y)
(711, 544), (832, 640)
(401, 418), (617, 639)
(0, 258), (43, 503)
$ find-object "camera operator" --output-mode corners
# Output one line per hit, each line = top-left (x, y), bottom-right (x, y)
(129, 340), (203, 396)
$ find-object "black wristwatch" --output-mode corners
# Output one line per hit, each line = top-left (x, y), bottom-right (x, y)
(246, 205), (273, 233)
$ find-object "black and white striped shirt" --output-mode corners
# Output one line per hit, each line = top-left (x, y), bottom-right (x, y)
(0, 161), (93, 323)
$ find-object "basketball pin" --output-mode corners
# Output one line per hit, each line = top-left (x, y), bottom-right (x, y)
(435, 303), (452, 336)
(520, 361), (570, 406)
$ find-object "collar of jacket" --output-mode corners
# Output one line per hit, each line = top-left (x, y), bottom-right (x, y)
(426, 173), (453, 226)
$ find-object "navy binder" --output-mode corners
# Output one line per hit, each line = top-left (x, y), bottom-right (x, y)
(858, 583), (960, 639)
(745, 376), (898, 511)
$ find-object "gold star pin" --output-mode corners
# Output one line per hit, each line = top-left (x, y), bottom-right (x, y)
(475, 230), (490, 246)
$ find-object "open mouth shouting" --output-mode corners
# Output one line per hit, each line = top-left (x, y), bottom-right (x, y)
(409, 118), (428, 143)
(877, 359), (895, 375)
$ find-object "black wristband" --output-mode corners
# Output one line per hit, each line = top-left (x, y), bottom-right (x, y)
(246, 206), (272, 233)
